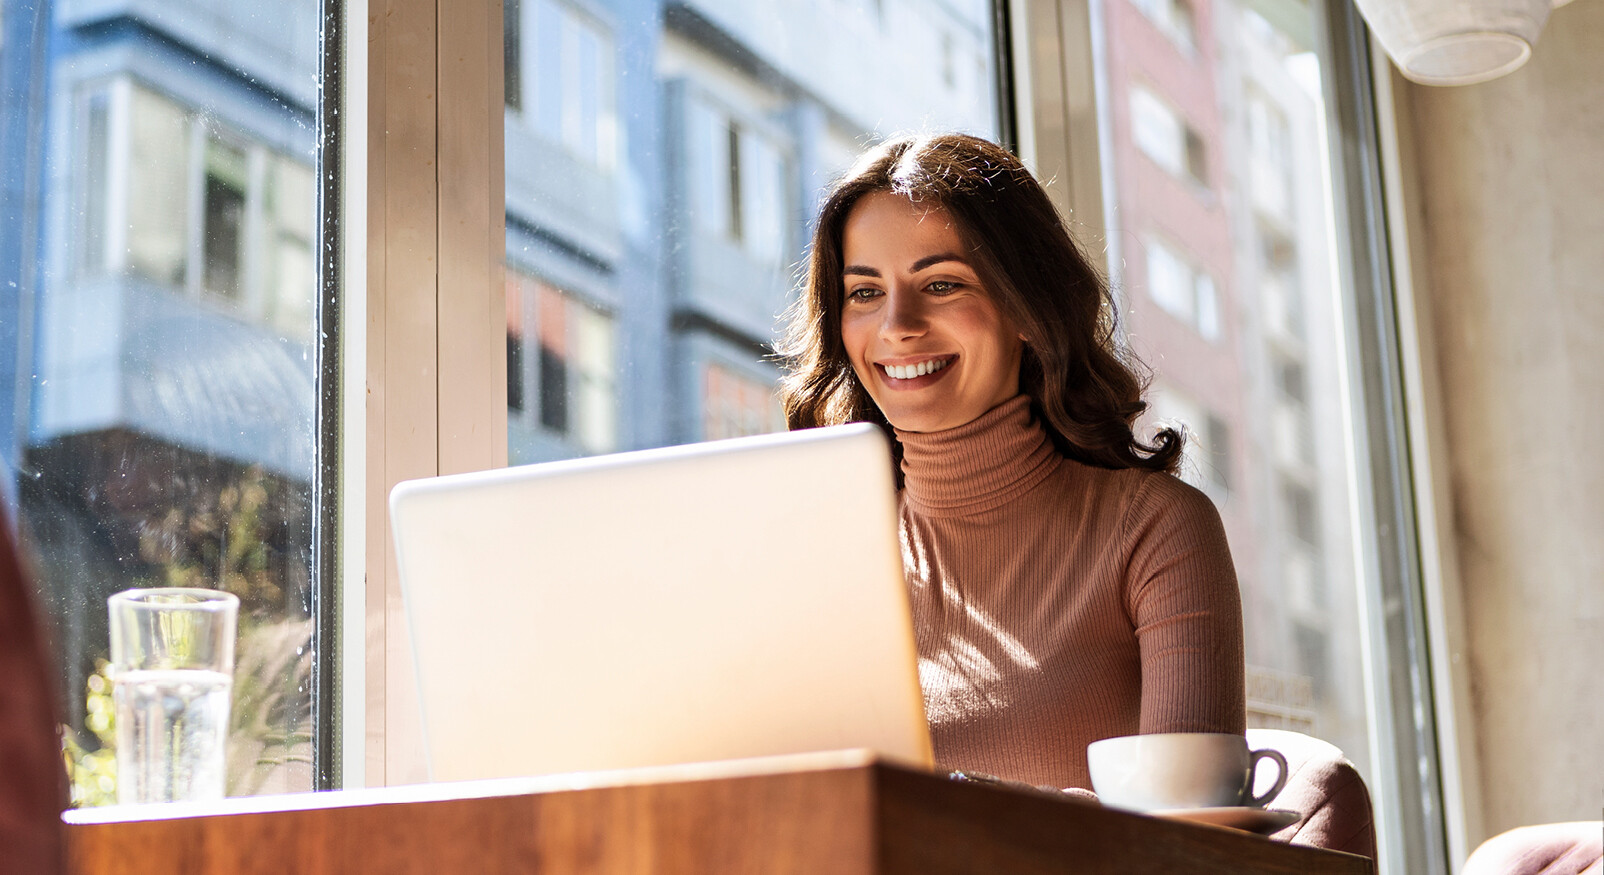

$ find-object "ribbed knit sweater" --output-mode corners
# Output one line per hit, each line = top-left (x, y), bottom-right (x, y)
(895, 395), (1246, 791)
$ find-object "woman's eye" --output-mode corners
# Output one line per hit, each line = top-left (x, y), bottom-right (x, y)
(927, 280), (960, 295)
(846, 287), (882, 302)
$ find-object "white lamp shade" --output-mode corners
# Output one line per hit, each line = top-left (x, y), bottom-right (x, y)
(1354, 0), (1551, 86)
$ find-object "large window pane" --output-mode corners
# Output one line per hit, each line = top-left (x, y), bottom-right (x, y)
(502, 0), (1000, 462)
(1, 0), (324, 802)
(1098, 0), (1372, 783)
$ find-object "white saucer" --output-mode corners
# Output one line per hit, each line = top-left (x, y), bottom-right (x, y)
(1150, 806), (1301, 834)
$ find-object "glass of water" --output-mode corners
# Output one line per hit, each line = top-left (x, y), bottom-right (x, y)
(108, 587), (238, 805)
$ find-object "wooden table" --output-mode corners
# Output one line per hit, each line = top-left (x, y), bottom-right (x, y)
(65, 750), (1373, 874)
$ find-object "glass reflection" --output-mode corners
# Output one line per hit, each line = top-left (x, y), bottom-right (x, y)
(1, 0), (321, 802)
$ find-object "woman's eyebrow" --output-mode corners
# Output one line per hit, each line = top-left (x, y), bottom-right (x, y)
(843, 253), (969, 278)
(910, 252), (968, 272)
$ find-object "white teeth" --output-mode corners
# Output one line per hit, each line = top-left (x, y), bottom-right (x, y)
(885, 359), (949, 380)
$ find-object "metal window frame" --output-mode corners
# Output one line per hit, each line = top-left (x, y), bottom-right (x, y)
(312, 0), (345, 792)
(1319, 1), (1450, 870)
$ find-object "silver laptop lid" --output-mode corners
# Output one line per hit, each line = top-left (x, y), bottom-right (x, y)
(389, 423), (932, 782)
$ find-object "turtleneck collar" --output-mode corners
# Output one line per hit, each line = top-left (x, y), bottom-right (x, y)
(895, 395), (1062, 516)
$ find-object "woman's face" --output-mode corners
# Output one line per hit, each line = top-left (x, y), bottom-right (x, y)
(839, 191), (1023, 433)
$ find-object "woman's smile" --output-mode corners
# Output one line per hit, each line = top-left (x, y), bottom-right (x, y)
(878, 356), (954, 383)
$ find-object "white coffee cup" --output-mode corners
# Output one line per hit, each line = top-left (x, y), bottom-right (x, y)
(1086, 732), (1288, 812)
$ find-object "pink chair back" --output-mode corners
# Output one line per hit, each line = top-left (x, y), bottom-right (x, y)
(1248, 727), (1377, 861)
(0, 508), (65, 874)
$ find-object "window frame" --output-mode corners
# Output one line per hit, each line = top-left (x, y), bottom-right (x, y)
(344, 1), (1457, 870)
(346, 0), (508, 788)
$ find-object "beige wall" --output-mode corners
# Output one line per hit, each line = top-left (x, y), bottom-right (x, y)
(1392, 0), (1604, 845)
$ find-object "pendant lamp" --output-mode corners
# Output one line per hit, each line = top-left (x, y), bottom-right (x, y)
(1352, 0), (1568, 86)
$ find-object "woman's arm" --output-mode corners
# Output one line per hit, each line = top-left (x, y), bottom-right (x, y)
(1121, 474), (1248, 735)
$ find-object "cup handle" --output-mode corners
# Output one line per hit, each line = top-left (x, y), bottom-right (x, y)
(1245, 748), (1289, 808)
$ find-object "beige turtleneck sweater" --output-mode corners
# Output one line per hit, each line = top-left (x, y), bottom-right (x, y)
(895, 396), (1246, 791)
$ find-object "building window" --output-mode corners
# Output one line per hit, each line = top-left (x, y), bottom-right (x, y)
(1282, 479), (1319, 547)
(1259, 227), (1303, 339)
(76, 90), (112, 276)
(1275, 356), (1308, 406)
(507, 333), (526, 411)
(1131, 85), (1208, 188)
(261, 158), (317, 338)
(505, 0), (524, 112)
(201, 137), (248, 302)
(539, 343), (570, 433)
(82, 79), (316, 342)
(685, 94), (790, 264)
(1248, 91), (1294, 220)
(702, 362), (785, 441)
(507, 269), (617, 455)
(1131, 0), (1197, 53)
(506, 0), (616, 170)
(125, 84), (191, 287)
(1143, 235), (1220, 340)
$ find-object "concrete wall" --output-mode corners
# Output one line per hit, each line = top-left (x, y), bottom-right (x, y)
(1394, 0), (1604, 845)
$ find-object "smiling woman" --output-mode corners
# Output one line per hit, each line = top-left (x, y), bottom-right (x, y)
(781, 133), (1246, 792)
(784, 135), (1185, 474)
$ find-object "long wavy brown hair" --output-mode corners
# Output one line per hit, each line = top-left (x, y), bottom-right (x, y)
(779, 132), (1181, 473)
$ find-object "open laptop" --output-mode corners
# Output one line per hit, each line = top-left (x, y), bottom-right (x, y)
(388, 422), (932, 783)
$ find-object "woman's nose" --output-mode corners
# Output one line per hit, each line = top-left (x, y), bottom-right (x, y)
(879, 289), (927, 340)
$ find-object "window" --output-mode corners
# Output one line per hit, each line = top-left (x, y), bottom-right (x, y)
(685, 94), (791, 264)
(505, 0), (524, 111)
(201, 137), (248, 301)
(83, 80), (317, 341)
(1248, 90), (1294, 220)
(75, 89), (112, 277)
(1259, 227), (1304, 339)
(8, 4), (322, 803)
(124, 84), (191, 286)
(702, 362), (786, 441)
(507, 333), (526, 412)
(1143, 235), (1221, 340)
(686, 95), (735, 240)
(506, 0), (616, 170)
(1131, 0), (1198, 52)
(1130, 85), (1208, 187)
(506, 269), (618, 459)
(12, 6), (1447, 868)
(1276, 356), (1308, 405)
(1100, 0), (1377, 840)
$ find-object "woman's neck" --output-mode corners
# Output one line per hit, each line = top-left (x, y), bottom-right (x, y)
(894, 396), (1061, 516)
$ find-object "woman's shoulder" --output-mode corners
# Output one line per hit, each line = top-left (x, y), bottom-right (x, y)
(1062, 460), (1220, 526)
